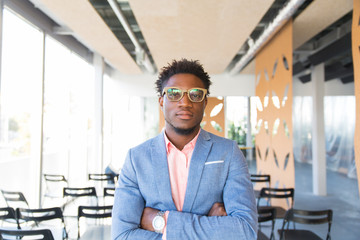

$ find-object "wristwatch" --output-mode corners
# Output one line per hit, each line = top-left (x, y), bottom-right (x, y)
(152, 211), (166, 233)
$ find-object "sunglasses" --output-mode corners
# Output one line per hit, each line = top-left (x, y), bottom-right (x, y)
(162, 87), (207, 103)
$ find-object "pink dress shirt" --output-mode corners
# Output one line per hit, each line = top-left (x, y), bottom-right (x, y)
(161, 130), (200, 239)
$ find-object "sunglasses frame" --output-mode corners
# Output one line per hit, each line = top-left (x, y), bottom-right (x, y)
(162, 87), (208, 102)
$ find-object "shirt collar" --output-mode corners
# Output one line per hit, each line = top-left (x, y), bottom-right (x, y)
(164, 129), (201, 153)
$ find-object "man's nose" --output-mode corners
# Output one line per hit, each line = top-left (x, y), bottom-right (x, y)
(178, 92), (192, 106)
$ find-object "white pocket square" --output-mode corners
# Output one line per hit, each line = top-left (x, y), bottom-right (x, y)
(205, 160), (224, 165)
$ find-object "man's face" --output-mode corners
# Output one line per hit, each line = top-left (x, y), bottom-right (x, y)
(159, 73), (207, 135)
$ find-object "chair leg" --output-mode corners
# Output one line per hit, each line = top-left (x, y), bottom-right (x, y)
(77, 219), (80, 239)
(63, 226), (68, 240)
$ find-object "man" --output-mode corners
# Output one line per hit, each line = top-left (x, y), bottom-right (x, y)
(112, 59), (257, 239)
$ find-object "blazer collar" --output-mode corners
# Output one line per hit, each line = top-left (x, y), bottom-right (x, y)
(150, 132), (176, 210)
(150, 129), (213, 212)
(182, 129), (212, 212)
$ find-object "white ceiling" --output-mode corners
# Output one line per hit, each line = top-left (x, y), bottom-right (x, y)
(28, 0), (353, 75)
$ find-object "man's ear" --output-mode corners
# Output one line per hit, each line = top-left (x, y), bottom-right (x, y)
(203, 97), (208, 110)
(159, 96), (164, 110)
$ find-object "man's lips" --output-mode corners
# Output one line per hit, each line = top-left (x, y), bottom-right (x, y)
(176, 111), (193, 119)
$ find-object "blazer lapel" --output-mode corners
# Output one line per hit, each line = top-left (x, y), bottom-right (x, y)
(182, 130), (212, 212)
(150, 133), (177, 210)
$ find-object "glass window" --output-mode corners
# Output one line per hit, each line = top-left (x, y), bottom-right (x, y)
(0, 8), (44, 207)
(42, 35), (95, 189)
(103, 75), (159, 171)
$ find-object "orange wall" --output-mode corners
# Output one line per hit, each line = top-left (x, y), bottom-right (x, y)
(352, 0), (360, 197)
(255, 20), (294, 208)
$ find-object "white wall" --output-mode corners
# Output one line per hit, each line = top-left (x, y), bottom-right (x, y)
(111, 69), (354, 97)
(293, 77), (355, 96)
(111, 70), (256, 97)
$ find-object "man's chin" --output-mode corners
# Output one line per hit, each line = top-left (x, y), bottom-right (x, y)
(173, 126), (197, 135)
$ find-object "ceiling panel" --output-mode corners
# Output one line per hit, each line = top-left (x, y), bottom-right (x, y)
(293, 0), (353, 49)
(30, 0), (141, 74)
(129, 0), (274, 74)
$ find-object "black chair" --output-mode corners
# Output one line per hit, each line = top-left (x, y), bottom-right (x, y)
(89, 174), (114, 200)
(0, 207), (19, 228)
(88, 174), (113, 182)
(257, 207), (276, 240)
(279, 208), (333, 240)
(16, 207), (68, 239)
(0, 228), (54, 240)
(63, 187), (97, 202)
(257, 187), (294, 219)
(103, 188), (115, 198)
(77, 205), (112, 238)
(251, 174), (271, 198)
(43, 174), (68, 207)
(0, 190), (29, 209)
(103, 187), (115, 205)
(63, 187), (98, 218)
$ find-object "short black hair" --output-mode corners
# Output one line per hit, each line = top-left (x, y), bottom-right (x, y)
(155, 59), (212, 96)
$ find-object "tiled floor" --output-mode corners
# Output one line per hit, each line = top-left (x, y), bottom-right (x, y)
(250, 160), (360, 240)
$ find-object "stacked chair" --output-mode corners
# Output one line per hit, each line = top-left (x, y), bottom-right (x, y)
(0, 207), (19, 229)
(103, 187), (115, 205)
(43, 174), (68, 207)
(77, 205), (112, 238)
(279, 208), (333, 240)
(63, 187), (98, 213)
(251, 174), (271, 198)
(0, 228), (54, 240)
(0, 174), (115, 239)
(1, 190), (29, 209)
(88, 173), (114, 204)
(257, 207), (276, 240)
(0, 191), (65, 239)
(16, 207), (68, 239)
(257, 187), (294, 219)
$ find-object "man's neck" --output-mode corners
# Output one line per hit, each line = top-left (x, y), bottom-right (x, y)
(165, 127), (200, 150)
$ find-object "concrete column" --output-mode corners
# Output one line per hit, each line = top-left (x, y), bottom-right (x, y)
(93, 53), (104, 171)
(311, 63), (327, 196)
(0, 0), (5, 143)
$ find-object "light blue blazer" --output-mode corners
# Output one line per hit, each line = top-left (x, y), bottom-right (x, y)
(112, 129), (257, 239)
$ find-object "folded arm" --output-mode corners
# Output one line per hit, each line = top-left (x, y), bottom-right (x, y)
(112, 142), (257, 240)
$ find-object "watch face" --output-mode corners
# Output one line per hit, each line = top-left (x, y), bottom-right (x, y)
(153, 215), (165, 231)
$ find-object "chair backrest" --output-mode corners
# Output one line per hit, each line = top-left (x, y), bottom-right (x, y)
(103, 187), (115, 197)
(251, 174), (271, 183)
(16, 207), (67, 239)
(258, 207), (276, 223)
(63, 187), (97, 198)
(0, 190), (29, 209)
(0, 228), (54, 240)
(257, 187), (294, 208)
(280, 208), (333, 240)
(258, 207), (276, 240)
(77, 205), (112, 238)
(16, 207), (64, 223)
(43, 174), (68, 206)
(88, 174), (113, 182)
(0, 207), (17, 221)
(44, 174), (67, 183)
(0, 207), (19, 228)
(78, 205), (112, 219)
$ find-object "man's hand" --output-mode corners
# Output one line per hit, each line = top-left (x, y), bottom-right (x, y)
(140, 207), (159, 231)
(208, 202), (227, 216)
(141, 203), (226, 231)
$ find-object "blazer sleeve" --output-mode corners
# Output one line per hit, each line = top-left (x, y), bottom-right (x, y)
(111, 149), (162, 240)
(165, 141), (258, 240)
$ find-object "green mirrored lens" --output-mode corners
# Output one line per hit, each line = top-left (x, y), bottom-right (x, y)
(189, 89), (205, 102)
(167, 88), (182, 100)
